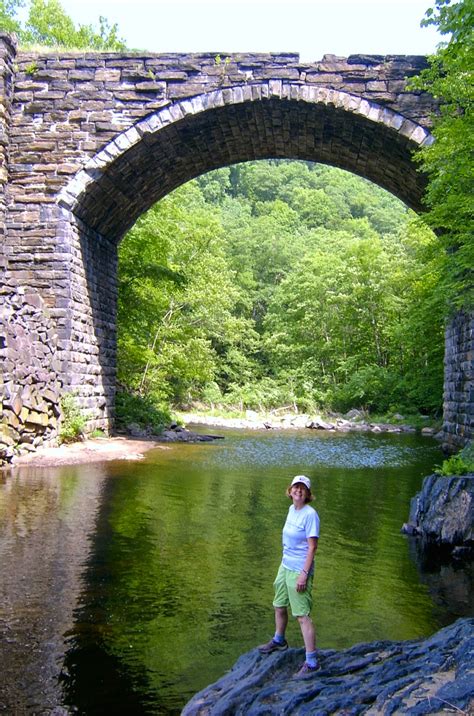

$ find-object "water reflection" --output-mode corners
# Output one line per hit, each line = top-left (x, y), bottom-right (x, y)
(1, 430), (471, 715)
(408, 539), (474, 623)
(0, 463), (107, 713)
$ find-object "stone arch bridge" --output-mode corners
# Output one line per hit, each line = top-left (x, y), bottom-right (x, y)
(0, 35), (472, 456)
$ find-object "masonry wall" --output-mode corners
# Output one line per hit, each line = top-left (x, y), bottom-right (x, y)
(0, 34), (15, 260)
(444, 312), (474, 451)
(0, 36), (472, 458)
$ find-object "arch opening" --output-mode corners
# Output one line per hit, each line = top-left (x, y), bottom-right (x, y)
(114, 156), (446, 430)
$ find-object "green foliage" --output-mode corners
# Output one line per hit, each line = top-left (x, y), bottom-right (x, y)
(90, 429), (106, 438)
(115, 391), (171, 434)
(59, 392), (86, 444)
(0, 0), (22, 34)
(410, 0), (474, 310)
(117, 183), (256, 407)
(435, 452), (474, 476)
(217, 377), (299, 412)
(25, 60), (38, 75)
(118, 160), (445, 418)
(0, 0), (126, 49)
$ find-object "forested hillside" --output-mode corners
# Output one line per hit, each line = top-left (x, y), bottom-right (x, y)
(117, 160), (445, 421)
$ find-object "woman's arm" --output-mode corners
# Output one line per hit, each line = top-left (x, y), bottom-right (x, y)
(296, 537), (318, 592)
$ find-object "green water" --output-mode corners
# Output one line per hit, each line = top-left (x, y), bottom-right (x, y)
(0, 429), (471, 714)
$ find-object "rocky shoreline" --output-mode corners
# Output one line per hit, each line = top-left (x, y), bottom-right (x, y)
(182, 618), (474, 715)
(179, 410), (440, 437)
(1, 405), (439, 468)
(5, 425), (224, 469)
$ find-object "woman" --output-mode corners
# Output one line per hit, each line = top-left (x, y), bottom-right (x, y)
(258, 474), (320, 678)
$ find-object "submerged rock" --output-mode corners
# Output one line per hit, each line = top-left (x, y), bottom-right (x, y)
(182, 619), (474, 715)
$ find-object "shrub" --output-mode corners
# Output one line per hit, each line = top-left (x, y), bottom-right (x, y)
(59, 393), (86, 444)
(332, 365), (398, 413)
(435, 450), (474, 476)
(115, 391), (171, 434)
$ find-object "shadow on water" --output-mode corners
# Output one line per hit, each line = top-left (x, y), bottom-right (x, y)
(60, 476), (165, 715)
(407, 539), (474, 625)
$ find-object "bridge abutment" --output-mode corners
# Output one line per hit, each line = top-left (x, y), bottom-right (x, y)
(443, 311), (474, 452)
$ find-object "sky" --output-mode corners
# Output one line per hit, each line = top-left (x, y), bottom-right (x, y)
(59, 0), (444, 61)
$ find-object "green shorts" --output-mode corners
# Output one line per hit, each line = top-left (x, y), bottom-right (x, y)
(272, 563), (313, 617)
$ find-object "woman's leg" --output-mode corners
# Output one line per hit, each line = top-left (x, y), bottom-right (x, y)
(275, 606), (288, 637)
(297, 615), (316, 652)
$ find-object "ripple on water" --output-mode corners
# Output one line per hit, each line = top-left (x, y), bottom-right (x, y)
(198, 429), (440, 470)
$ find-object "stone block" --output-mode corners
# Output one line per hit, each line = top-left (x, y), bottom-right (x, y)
(2, 408), (19, 429)
(366, 81), (387, 91)
(94, 69), (121, 82)
(25, 410), (50, 427)
(0, 422), (19, 443)
(4, 389), (22, 416)
(305, 73), (342, 84)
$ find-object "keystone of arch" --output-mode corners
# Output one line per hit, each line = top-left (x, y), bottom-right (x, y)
(58, 82), (434, 214)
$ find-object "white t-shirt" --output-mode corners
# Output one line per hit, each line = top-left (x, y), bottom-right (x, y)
(281, 504), (320, 573)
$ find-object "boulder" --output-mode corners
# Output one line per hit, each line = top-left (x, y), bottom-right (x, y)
(402, 473), (474, 552)
(290, 415), (310, 429)
(183, 619), (474, 715)
(160, 426), (224, 443)
(344, 408), (367, 421)
(308, 416), (335, 430)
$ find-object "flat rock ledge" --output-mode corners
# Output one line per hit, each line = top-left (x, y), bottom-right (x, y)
(182, 618), (474, 716)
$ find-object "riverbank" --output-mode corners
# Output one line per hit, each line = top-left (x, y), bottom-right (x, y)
(4, 425), (224, 469)
(9, 436), (168, 468)
(4, 410), (439, 469)
(178, 409), (441, 437)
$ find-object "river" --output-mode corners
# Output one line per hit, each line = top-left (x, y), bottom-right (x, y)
(0, 428), (472, 714)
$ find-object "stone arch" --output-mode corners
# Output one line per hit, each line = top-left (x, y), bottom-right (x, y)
(51, 81), (442, 439)
(58, 82), (433, 243)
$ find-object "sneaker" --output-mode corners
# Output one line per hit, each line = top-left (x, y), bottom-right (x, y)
(293, 661), (320, 679)
(258, 638), (288, 654)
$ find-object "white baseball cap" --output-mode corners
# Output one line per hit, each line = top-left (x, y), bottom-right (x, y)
(290, 475), (311, 491)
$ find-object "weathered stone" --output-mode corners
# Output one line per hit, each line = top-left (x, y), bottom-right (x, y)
(0, 287), (63, 463)
(183, 619), (474, 716)
(308, 416), (335, 430)
(402, 473), (474, 551)
(4, 389), (23, 416)
(43, 387), (59, 403)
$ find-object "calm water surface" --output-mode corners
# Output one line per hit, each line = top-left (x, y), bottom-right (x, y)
(0, 429), (472, 714)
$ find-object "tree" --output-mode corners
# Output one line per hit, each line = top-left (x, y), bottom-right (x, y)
(117, 183), (256, 406)
(0, 0), (22, 34)
(117, 159), (445, 416)
(0, 0), (126, 49)
(411, 0), (474, 309)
